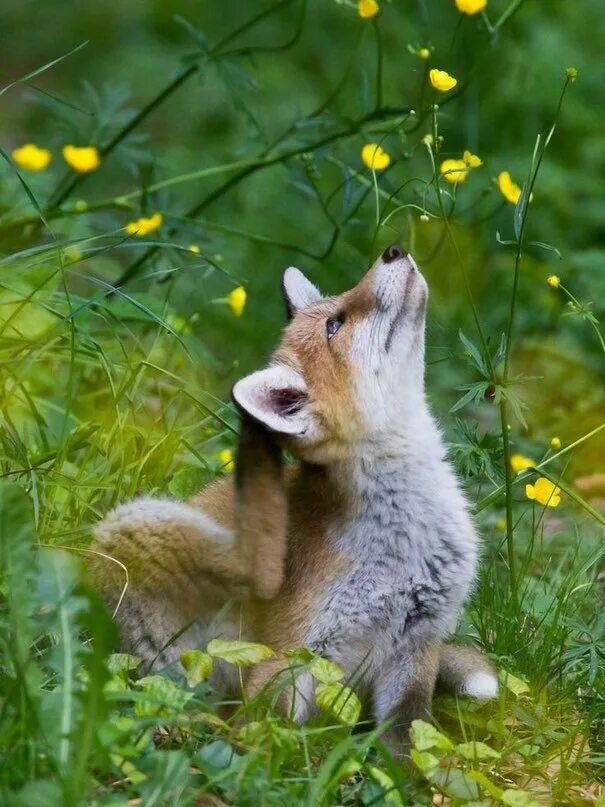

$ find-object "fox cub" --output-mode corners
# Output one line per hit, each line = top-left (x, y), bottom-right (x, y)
(92, 246), (497, 745)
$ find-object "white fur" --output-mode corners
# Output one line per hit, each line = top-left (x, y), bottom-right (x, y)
(282, 266), (322, 312)
(462, 671), (499, 699)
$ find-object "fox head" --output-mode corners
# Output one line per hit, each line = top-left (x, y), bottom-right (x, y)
(232, 246), (428, 462)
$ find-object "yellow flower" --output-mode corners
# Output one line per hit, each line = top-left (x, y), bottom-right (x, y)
(550, 437), (561, 450)
(125, 213), (163, 237)
(418, 48), (430, 60)
(12, 143), (52, 172)
(497, 170), (534, 205)
(440, 158), (468, 184)
(361, 143), (391, 171)
(525, 477), (561, 508)
(547, 275), (560, 288)
(227, 286), (247, 317)
(496, 518), (506, 531)
(429, 69), (457, 92)
(188, 244), (201, 254)
(357, 0), (379, 19)
(62, 145), (101, 173)
(463, 150), (482, 168)
(455, 0), (487, 14)
(218, 449), (235, 472)
(510, 453), (535, 474)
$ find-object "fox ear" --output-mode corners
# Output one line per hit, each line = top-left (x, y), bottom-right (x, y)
(232, 365), (310, 435)
(281, 267), (322, 319)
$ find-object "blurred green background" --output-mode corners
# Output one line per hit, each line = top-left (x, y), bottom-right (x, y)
(1, 0), (603, 477)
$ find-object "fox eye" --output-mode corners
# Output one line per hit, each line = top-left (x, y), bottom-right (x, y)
(326, 313), (345, 339)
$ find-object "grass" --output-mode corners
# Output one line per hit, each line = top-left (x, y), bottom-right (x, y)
(1, 0), (605, 804)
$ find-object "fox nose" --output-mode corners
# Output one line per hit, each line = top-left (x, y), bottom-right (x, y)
(381, 244), (408, 264)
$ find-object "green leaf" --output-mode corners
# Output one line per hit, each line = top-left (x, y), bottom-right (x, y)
(309, 656), (346, 684)
(135, 675), (192, 717)
(410, 719), (454, 752)
(180, 649), (214, 686)
(459, 329), (487, 376)
(455, 741), (500, 760)
(315, 682), (361, 726)
(411, 749), (440, 774)
(502, 789), (541, 807)
(467, 770), (504, 800)
(107, 653), (141, 674)
(284, 646), (316, 664)
(368, 766), (404, 806)
(206, 638), (274, 666)
(498, 669), (530, 696)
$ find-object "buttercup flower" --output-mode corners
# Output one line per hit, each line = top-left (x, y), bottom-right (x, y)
(550, 437), (561, 450)
(218, 449), (234, 472)
(12, 144), (52, 172)
(526, 477), (561, 508)
(440, 158), (468, 184)
(188, 244), (201, 254)
(497, 170), (534, 205)
(547, 275), (560, 288)
(361, 143), (391, 171)
(62, 145), (101, 173)
(429, 69), (457, 92)
(227, 286), (247, 317)
(357, 0), (379, 19)
(125, 213), (163, 237)
(463, 150), (482, 168)
(510, 453), (535, 474)
(455, 0), (487, 14)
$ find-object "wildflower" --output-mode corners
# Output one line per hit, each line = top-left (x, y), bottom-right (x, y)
(525, 477), (561, 508)
(12, 144), (52, 171)
(463, 150), (482, 168)
(418, 48), (430, 60)
(218, 449), (234, 472)
(510, 454), (535, 474)
(547, 275), (560, 288)
(422, 134), (434, 147)
(455, 0), (487, 14)
(496, 518), (506, 531)
(497, 171), (534, 205)
(227, 286), (247, 317)
(357, 0), (379, 19)
(565, 66), (578, 82)
(420, 213), (430, 223)
(550, 437), (561, 450)
(429, 69), (457, 92)
(62, 145), (101, 173)
(74, 200), (88, 213)
(440, 158), (468, 184)
(188, 244), (201, 254)
(125, 213), (163, 237)
(361, 143), (391, 171)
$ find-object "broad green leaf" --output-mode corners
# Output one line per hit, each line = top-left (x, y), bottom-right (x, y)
(333, 757), (363, 781)
(309, 656), (345, 684)
(107, 653), (141, 674)
(315, 682), (361, 726)
(207, 638), (274, 666)
(411, 749), (440, 774)
(180, 649), (213, 686)
(455, 741), (500, 760)
(410, 719), (454, 752)
(502, 789), (541, 807)
(430, 767), (480, 800)
(368, 766), (404, 806)
(468, 770), (504, 799)
(135, 675), (192, 717)
(284, 646), (316, 664)
(498, 669), (530, 696)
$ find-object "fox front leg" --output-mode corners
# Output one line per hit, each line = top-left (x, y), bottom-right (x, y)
(373, 642), (440, 758)
(235, 415), (288, 600)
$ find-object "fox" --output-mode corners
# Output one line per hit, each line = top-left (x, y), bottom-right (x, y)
(91, 245), (498, 748)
